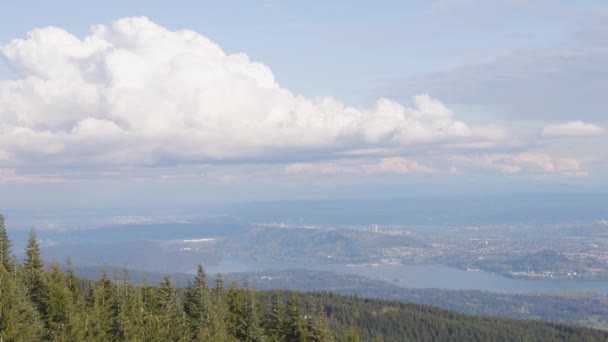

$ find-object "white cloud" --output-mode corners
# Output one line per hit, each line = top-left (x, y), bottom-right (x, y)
(0, 17), (505, 171)
(285, 157), (436, 176)
(451, 152), (588, 177)
(0, 168), (64, 184)
(541, 121), (604, 138)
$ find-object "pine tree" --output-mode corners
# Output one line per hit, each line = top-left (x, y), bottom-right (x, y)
(115, 271), (140, 341)
(87, 270), (118, 341)
(226, 282), (246, 341)
(114, 269), (153, 341)
(306, 303), (334, 342)
(225, 282), (265, 341)
(22, 230), (49, 320)
(265, 291), (286, 342)
(213, 274), (225, 301)
(0, 214), (14, 271)
(139, 284), (163, 341)
(47, 262), (70, 326)
(64, 258), (87, 340)
(46, 261), (86, 341)
(184, 265), (212, 340)
(241, 287), (264, 342)
(64, 257), (80, 302)
(285, 293), (306, 342)
(0, 261), (43, 341)
(3, 215), (608, 342)
(207, 273), (230, 341)
(155, 276), (186, 341)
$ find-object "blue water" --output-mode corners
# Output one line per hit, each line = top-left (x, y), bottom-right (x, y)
(205, 257), (608, 295)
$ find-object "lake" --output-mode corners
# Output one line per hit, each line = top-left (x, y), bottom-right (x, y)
(205, 257), (608, 294)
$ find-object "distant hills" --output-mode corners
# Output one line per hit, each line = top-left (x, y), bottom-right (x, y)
(2, 219), (608, 341)
(73, 267), (608, 331)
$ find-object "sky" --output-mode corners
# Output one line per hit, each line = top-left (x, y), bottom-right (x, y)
(0, 0), (607, 215)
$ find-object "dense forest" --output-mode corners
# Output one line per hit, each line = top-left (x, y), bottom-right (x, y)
(2, 215), (608, 341)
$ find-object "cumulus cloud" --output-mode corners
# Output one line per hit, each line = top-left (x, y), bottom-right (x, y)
(541, 121), (604, 138)
(285, 157), (436, 175)
(451, 153), (588, 177)
(0, 17), (506, 171)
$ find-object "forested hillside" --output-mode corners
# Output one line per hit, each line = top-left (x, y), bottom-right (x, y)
(2, 216), (608, 341)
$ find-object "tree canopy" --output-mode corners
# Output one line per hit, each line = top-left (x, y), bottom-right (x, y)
(1, 214), (607, 341)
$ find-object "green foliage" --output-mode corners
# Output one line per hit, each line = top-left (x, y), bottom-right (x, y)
(86, 270), (119, 341)
(306, 304), (334, 342)
(298, 292), (608, 342)
(264, 291), (287, 342)
(285, 293), (307, 342)
(0, 262), (43, 341)
(184, 264), (212, 339)
(344, 327), (360, 342)
(0, 214), (14, 271)
(155, 275), (187, 341)
(1, 214), (608, 341)
(23, 230), (50, 320)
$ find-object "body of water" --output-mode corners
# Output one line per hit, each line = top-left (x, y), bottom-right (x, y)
(205, 257), (608, 294)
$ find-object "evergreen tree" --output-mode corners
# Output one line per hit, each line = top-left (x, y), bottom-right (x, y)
(213, 274), (225, 302)
(65, 258), (87, 341)
(114, 269), (132, 340)
(241, 287), (264, 342)
(226, 282), (246, 341)
(155, 276), (186, 341)
(47, 262), (70, 329)
(184, 265), (212, 340)
(46, 261), (86, 341)
(225, 282), (264, 341)
(87, 270), (118, 341)
(22, 230), (49, 320)
(285, 293), (306, 342)
(2, 215), (608, 342)
(207, 273), (229, 342)
(264, 291), (286, 342)
(0, 214), (14, 271)
(306, 304), (334, 342)
(64, 257), (80, 302)
(116, 272), (142, 341)
(0, 261), (43, 341)
(139, 284), (163, 341)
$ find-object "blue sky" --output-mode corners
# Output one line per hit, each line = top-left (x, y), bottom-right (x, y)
(0, 0), (607, 215)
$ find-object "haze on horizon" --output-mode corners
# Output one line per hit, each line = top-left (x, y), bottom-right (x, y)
(1, 0), (607, 215)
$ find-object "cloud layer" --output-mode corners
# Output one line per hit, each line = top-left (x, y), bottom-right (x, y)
(0, 17), (599, 183)
(541, 121), (604, 138)
(285, 157), (436, 176)
(0, 17), (508, 172)
(451, 153), (588, 178)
